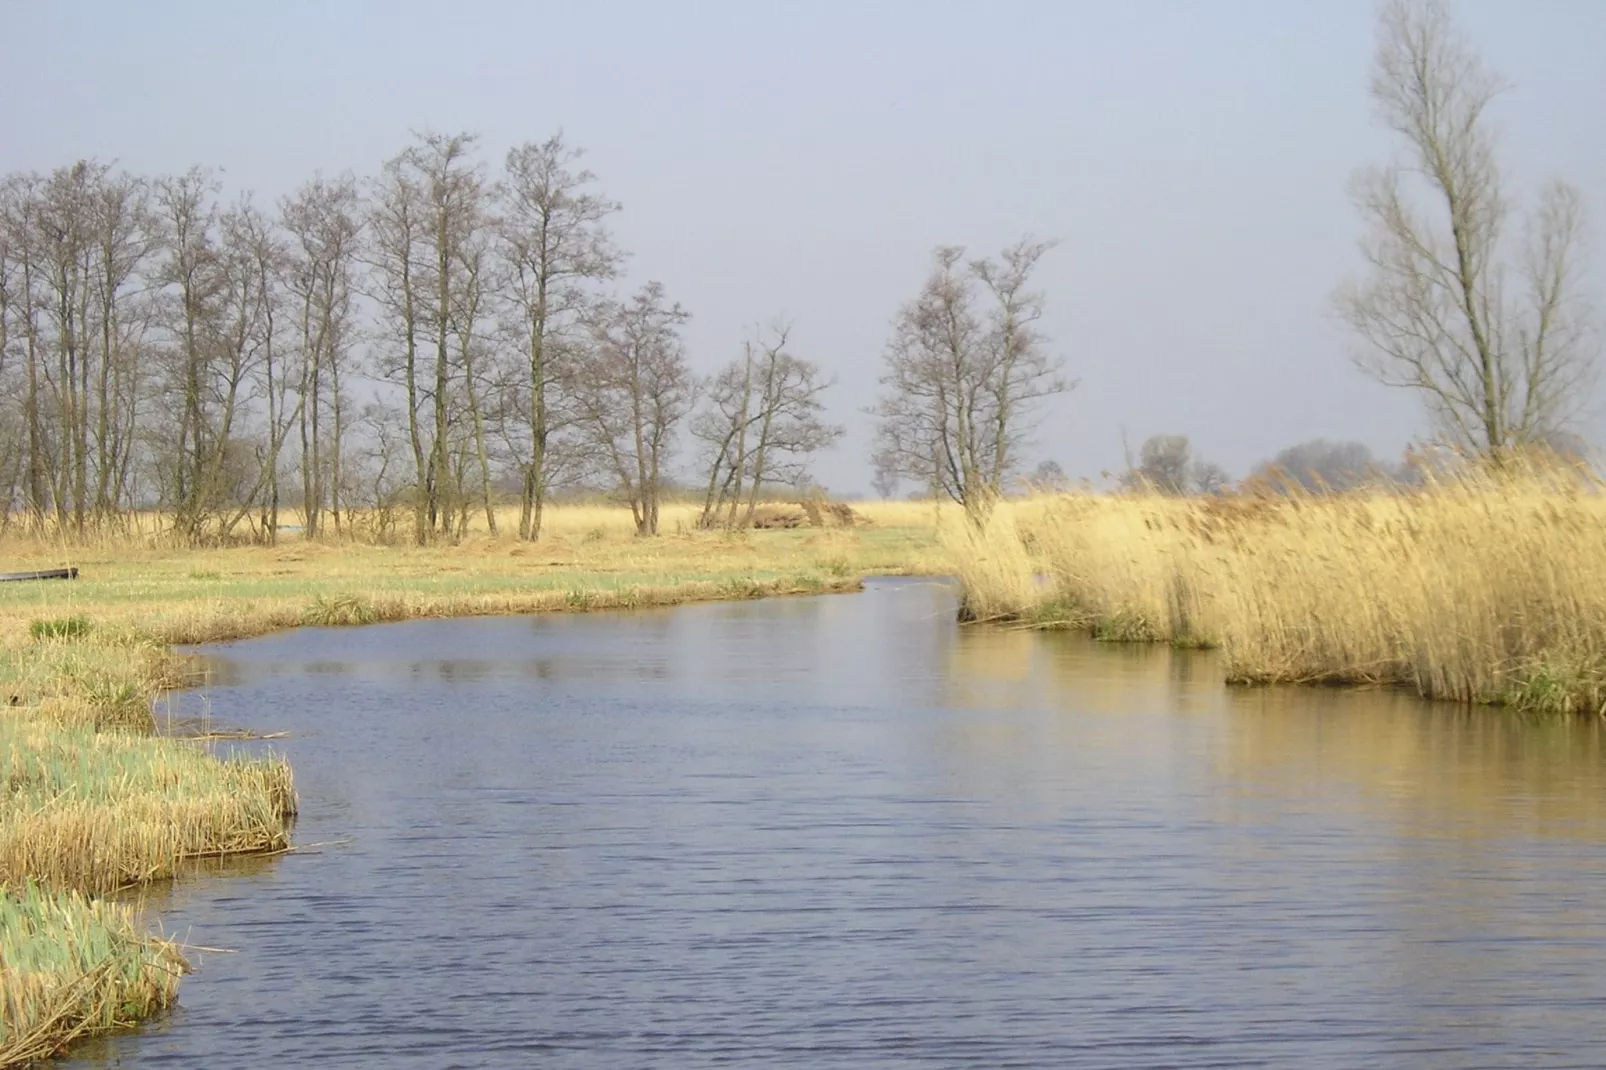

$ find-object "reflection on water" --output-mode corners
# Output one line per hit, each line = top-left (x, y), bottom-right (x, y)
(78, 578), (1606, 1068)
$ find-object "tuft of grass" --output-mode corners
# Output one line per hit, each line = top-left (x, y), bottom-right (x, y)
(822, 555), (855, 579)
(301, 593), (379, 627)
(0, 715), (297, 893)
(30, 617), (92, 642)
(77, 673), (153, 732)
(1092, 609), (1161, 643)
(0, 882), (187, 1067)
(1498, 655), (1606, 716)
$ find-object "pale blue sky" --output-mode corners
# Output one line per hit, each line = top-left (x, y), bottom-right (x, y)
(5, 1), (1603, 493)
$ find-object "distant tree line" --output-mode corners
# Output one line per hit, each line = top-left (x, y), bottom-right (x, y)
(1099, 430), (1595, 500)
(0, 134), (844, 543)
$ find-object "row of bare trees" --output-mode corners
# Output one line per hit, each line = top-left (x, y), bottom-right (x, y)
(2, 1), (1594, 542)
(0, 133), (844, 543)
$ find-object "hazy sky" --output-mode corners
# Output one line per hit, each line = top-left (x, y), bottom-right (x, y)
(5, 1), (1603, 494)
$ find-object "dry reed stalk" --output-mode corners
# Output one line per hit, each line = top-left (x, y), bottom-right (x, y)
(954, 469), (1606, 713)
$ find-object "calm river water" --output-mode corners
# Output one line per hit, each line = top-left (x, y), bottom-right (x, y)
(73, 578), (1606, 1067)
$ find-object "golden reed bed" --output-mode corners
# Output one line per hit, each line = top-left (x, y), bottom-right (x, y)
(951, 470), (1606, 715)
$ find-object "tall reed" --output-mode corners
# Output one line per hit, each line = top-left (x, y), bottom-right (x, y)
(953, 469), (1606, 713)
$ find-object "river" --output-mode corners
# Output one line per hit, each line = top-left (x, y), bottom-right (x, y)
(72, 578), (1606, 1067)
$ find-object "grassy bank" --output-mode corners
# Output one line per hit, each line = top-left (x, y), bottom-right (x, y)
(950, 471), (1606, 714)
(0, 501), (944, 1062)
(0, 884), (185, 1067)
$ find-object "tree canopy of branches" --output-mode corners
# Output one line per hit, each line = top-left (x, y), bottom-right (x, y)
(499, 135), (622, 541)
(871, 239), (1069, 523)
(1122, 435), (1230, 496)
(1027, 458), (1071, 492)
(1337, 0), (1598, 458)
(693, 321), (842, 529)
(0, 133), (705, 546)
(572, 283), (695, 536)
(1251, 439), (1386, 493)
(279, 174), (361, 541)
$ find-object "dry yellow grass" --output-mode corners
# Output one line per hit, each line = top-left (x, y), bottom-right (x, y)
(951, 471), (1606, 713)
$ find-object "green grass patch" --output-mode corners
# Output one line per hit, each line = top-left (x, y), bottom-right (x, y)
(0, 882), (187, 1066)
(30, 616), (93, 641)
(1498, 655), (1606, 716)
(1092, 609), (1161, 643)
(301, 593), (380, 627)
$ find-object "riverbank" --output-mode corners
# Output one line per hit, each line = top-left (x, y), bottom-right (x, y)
(950, 470), (1606, 715)
(0, 505), (947, 1063)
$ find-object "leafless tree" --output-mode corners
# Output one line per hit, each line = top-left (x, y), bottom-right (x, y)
(366, 132), (489, 542)
(81, 165), (154, 526)
(499, 134), (622, 540)
(6, 162), (155, 534)
(155, 185), (279, 541)
(573, 282), (694, 535)
(366, 153), (430, 541)
(1337, 0), (1598, 458)
(1124, 434), (1192, 495)
(869, 467), (899, 501)
(451, 221), (499, 535)
(1027, 458), (1071, 492)
(281, 174), (361, 540)
(227, 201), (293, 541)
(0, 189), (20, 526)
(1121, 434), (1229, 496)
(871, 238), (1068, 522)
(1189, 459), (1232, 496)
(1252, 439), (1386, 493)
(693, 320), (842, 528)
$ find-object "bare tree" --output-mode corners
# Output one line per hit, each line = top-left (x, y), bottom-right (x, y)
(0, 188), (19, 526)
(1252, 439), (1386, 493)
(366, 132), (488, 542)
(871, 238), (1068, 522)
(229, 201), (292, 541)
(150, 171), (281, 540)
(451, 221), (499, 535)
(366, 154), (430, 542)
(1189, 459), (1232, 496)
(174, 193), (279, 540)
(870, 467), (899, 501)
(499, 134), (622, 541)
(573, 282), (694, 535)
(1124, 434), (1192, 495)
(1027, 458), (1071, 492)
(693, 320), (843, 528)
(1337, 0), (1598, 458)
(0, 175), (49, 525)
(281, 174), (361, 540)
(1121, 434), (1230, 495)
(82, 166), (155, 526)
(17, 162), (153, 533)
